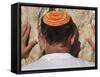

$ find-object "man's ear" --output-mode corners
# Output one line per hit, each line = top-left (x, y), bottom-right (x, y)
(71, 34), (75, 45)
(39, 33), (46, 50)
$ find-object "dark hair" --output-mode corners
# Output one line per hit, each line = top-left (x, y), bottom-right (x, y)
(40, 16), (80, 57)
(40, 17), (76, 46)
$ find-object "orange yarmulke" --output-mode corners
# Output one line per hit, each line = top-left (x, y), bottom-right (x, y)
(43, 11), (70, 26)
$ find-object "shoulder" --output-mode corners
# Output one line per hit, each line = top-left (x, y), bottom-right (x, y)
(73, 57), (95, 67)
(22, 53), (95, 70)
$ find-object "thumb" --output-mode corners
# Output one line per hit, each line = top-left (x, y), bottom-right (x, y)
(26, 40), (38, 54)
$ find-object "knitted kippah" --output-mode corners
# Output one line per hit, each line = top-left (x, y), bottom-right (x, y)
(43, 11), (70, 26)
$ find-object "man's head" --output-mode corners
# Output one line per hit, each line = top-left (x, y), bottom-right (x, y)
(39, 11), (80, 55)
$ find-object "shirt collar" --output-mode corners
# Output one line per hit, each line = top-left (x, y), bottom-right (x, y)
(41, 53), (72, 60)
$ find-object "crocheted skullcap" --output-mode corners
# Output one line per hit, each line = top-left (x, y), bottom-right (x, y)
(43, 11), (70, 26)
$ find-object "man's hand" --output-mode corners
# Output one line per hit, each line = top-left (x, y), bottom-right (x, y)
(86, 25), (95, 52)
(21, 20), (37, 59)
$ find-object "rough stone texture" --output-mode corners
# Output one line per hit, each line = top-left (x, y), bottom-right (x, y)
(21, 6), (95, 66)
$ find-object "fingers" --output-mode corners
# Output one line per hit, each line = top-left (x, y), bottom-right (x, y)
(23, 25), (31, 44)
(21, 17), (28, 37)
(21, 17), (38, 58)
(92, 25), (95, 35)
(21, 24), (27, 37)
(86, 25), (95, 51)
(86, 38), (95, 52)
(26, 41), (38, 54)
(22, 41), (38, 59)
